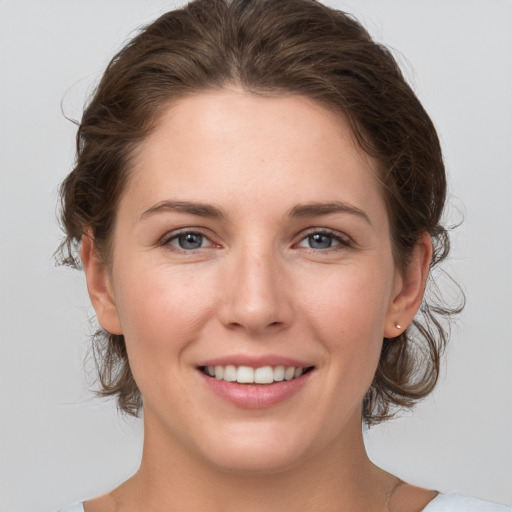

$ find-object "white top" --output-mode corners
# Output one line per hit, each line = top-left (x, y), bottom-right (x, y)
(58, 493), (511, 511)
(422, 493), (511, 511)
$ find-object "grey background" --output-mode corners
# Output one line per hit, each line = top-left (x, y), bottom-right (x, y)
(1, 1), (511, 510)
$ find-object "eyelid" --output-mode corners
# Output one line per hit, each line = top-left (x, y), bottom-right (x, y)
(160, 227), (218, 249)
(157, 226), (351, 251)
(295, 227), (352, 249)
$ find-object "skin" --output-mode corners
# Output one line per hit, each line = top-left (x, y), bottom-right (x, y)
(82, 89), (436, 511)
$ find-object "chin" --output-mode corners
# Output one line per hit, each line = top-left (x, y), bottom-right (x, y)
(194, 422), (316, 475)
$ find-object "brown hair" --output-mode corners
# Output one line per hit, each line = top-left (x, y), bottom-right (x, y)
(57, 0), (461, 425)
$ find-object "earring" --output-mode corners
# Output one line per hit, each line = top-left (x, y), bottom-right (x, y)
(395, 323), (402, 330)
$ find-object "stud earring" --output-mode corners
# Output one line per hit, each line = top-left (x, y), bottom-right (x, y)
(395, 323), (402, 330)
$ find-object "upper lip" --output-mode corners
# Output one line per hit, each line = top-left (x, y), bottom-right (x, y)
(197, 355), (314, 368)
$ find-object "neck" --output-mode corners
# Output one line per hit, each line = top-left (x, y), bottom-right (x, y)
(114, 409), (395, 512)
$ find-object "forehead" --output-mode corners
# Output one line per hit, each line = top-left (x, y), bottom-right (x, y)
(124, 89), (386, 223)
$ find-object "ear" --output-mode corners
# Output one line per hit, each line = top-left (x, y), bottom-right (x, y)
(81, 232), (123, 335)
(384, 232), (433, 337)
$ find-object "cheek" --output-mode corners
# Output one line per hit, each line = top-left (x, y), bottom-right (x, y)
(111, 263), (215, 364)
(298, 263), (392, 376)
(301, 262), (392, 333)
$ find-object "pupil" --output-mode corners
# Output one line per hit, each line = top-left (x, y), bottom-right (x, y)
(309, 233), (332, 249)
(179, 233), (203, 249)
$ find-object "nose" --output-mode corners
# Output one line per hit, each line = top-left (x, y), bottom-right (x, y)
(218, 244), (294, 336)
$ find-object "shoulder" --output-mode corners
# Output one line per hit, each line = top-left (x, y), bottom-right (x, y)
(57, 503), (84, 512)
(423, 493), (511, 511)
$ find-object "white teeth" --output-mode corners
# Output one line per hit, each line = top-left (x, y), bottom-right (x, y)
(284, 367), (295, 381)
(236, 366), (254, 383)
(204, 364), (309, 383)
(223, 364), (237, 382)
(273, 365), (285, 381)
(254, 366), (274, 384)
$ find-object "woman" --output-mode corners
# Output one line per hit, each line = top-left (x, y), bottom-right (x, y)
(55, 0), (509, 510)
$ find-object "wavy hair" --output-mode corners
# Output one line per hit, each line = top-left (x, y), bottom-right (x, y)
(57, 0), (463, 425)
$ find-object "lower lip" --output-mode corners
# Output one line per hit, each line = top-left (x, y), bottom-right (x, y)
(198, 370), (313, 409)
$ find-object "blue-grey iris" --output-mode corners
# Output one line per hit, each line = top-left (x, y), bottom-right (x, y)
(308, 233), (333, 249)
(178, 233), (203, 249)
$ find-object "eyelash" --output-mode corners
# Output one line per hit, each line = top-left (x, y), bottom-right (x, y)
(160, 228), (352, 252)
(160, 229), (215, 252)
(296, 228), (352, 251)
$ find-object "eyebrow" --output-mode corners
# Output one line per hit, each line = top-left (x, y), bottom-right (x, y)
(140, 200), (226, 220)
(288, 201), (371, 225)
(140, 199), (371, 225)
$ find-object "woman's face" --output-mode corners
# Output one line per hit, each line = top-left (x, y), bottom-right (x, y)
(91, 89), (410, 473)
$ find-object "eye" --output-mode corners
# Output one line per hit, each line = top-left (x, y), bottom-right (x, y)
(164, 231), (214, 250)
(297, 230), (349, 250)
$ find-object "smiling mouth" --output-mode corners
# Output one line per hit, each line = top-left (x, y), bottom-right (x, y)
(199, 365), (315, 384)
